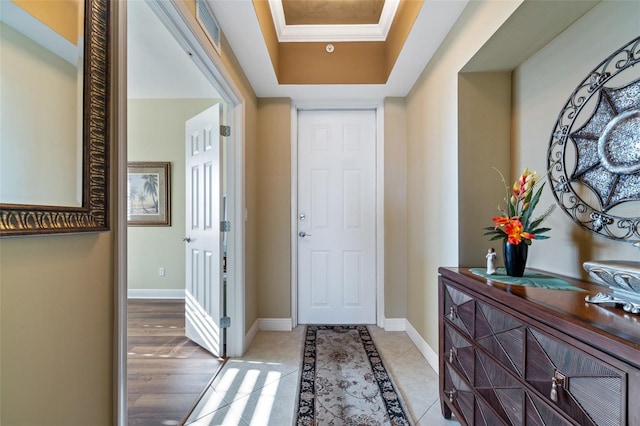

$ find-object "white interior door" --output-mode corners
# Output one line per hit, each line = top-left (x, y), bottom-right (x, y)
(297, 109), (377, 324)
(185, 104), (223, 356)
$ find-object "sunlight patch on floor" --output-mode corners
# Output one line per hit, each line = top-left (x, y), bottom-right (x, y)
(187, 361), (285, 424)
(248, 371), (281, 425)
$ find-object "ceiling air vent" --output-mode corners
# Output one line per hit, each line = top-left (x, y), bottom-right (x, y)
(196, 0), (221, 55)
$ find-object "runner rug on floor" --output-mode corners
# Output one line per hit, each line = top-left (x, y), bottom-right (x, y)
(295, 325), (413, 425)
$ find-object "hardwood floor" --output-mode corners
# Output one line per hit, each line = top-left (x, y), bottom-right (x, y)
(128, 299), (224, 426)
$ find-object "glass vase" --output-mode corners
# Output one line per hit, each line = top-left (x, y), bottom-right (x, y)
(503, 241), (528, 277)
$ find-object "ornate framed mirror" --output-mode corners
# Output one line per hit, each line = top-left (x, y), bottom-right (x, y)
(0, 0), (109, 236)
(547, 36), (640, 243)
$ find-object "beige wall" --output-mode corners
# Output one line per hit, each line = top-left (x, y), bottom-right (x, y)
(405, 0), (521, 349)
(384, 98), (408, 318)
(127, 98), (219, 291)
(256, 98), (292, 318)
(0, 1), (261, 423)
(513, 0), (640, 277)
(181, 0), (260, 333)
(12, 0), (81, 44)
(253, 99), (412, 321)
(458, 72), (512, 267)
(406, 0), (639, 353)
(4, 1), (635, 422)
(0, 234), (114, 425)
(0, 22), (81, 206)
(0, 1), (117, 422)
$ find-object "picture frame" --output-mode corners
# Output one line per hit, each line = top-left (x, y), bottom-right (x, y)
(127, 162), (171, 226)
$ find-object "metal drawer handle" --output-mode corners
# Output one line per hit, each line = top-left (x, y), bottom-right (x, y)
(447, 389), (457, 403)
(449, 347), (457, 363)
(550, 371), (566, 402)
(449, 306), (458, 320)
(550, 377), (558, 402)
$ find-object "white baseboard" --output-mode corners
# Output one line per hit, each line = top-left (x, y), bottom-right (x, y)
(245, 319), (260, 349)
(127, 288), (185, 299)
(383, 318), (407, 331)
(258, 318), (293, 331)
(243, 318), (292, 352)
(405, 320), (439, 374)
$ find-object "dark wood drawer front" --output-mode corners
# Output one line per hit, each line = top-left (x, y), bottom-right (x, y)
(439, 269), (639, 426)
(525, 391), (573, 426)
(476, 301), (525, 377)
(525, 328), (625, 426)
(443, 361), (475, 425)
(443, 283), (475, 338)
(475, 350), (524, 425)
(443, 322), (474, 384)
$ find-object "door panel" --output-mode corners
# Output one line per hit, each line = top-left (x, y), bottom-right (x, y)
(185, 104), (223, 356)
(298, 109), (376, 324)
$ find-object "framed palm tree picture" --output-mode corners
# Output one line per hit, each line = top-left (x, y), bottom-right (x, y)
(127, 162), (171, 226)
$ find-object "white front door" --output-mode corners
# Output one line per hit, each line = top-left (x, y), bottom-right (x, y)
(184, 104), (223, 356)
(297, 109), (377, 324)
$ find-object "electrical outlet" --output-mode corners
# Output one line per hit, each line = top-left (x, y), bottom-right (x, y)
(159, 267), (165, 277)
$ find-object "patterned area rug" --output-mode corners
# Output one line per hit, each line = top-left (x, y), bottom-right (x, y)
(295, 325), (413, 425)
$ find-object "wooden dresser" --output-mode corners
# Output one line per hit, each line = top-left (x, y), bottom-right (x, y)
(438, 267), (640, 426)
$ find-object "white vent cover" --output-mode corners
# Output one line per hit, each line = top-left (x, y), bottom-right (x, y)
(196, 0), (221, 55)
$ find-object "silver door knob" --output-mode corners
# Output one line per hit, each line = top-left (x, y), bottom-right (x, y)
(183, 236), (192, 243)
(298, 231), (311, 238)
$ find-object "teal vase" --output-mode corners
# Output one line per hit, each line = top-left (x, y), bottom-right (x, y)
(503, 241), (528, 277)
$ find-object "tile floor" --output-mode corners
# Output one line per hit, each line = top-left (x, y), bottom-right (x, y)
(185, 326), (460, 425)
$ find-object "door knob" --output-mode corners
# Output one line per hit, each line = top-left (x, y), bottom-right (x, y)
(298, 231), (311, 238)
(183, 236), (192, 243)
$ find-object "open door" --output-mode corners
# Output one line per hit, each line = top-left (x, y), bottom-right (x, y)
(184, 104), (224, 357)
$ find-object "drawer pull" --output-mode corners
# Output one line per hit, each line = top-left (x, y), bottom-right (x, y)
(449, 347), (457, 363)
(550, 371), (566, 403)
(550, 377), (558, 402)
(449, 306), (458, 320)
(447, 389), (457, 403)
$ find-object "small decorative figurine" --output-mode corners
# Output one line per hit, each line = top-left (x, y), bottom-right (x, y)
(486, 248), (497, 275)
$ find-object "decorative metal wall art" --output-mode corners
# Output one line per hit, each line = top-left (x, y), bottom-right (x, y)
(547, 36), (640, 243)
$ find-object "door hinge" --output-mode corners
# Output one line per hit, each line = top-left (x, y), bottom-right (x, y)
(220, 220), (231, 232)
(220, 316), (231, 328)
(220, 125), (231, 137)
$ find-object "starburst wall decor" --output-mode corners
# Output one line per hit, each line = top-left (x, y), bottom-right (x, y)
(547, 36), (640, 242)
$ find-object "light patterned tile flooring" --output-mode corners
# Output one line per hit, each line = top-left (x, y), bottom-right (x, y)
(185, 326), (460, 425)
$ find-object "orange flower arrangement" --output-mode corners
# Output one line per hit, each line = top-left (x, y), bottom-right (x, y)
(484, 167), (555, 245)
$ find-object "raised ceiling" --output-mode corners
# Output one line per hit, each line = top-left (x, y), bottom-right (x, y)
(206, 0), (469, 99)
(281, 0), (385, 25)
(269, 0), (398, 42)
(252, 0), (426, 86)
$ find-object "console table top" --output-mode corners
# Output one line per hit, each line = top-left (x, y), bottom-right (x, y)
(439, 267), (640, 366)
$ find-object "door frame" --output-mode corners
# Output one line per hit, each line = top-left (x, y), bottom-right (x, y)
(290, 101), (385, 329)
(116, 1), (246, 423)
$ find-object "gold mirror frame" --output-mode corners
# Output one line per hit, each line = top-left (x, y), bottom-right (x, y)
(0, 0), (110, 237)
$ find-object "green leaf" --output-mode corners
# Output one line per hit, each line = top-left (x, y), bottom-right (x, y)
(521, 184), (545, 227)
(532, 227), (552, 234)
